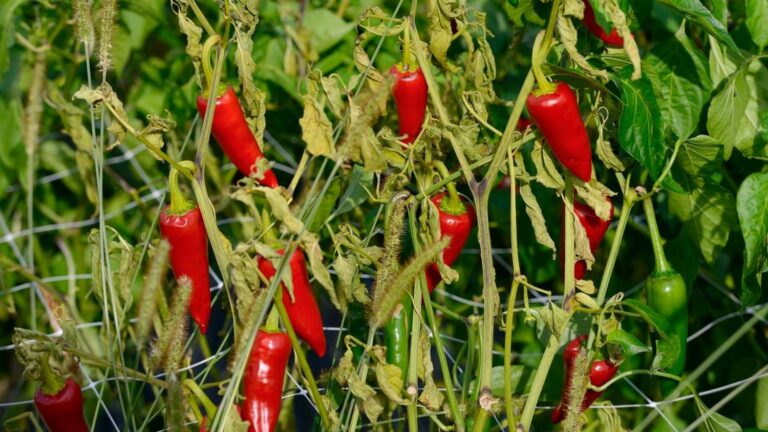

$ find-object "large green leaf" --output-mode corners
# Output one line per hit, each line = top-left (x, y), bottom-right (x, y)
(657, 0), (739, 54)
(303, 9), (355, 54)
(746, 0), (768, 50)
(737, 172), (768, 305)
(668, 183), (738, 263)
(615, 67), (666, 179)
(707, 58), (768, 159)
(672, 135), (724, 187)
(645, 24), (711, 140)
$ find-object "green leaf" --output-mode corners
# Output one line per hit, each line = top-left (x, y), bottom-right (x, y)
(656, 0), (739, 53)
(707, 60), (754, 159)
(615, 67), (666, 179)
(672, 135), (725, 186)
(303, 9), (355, 54)
(622, 299), (673, 336)
(653, 334), (682, 371)
(334, 165), (374, 217)
(746, 0), (768, 49)
(668, 184), (738, 263)
(694, 397), (743, 431)
(644, 24), (711, 139)
(737, 172), (768, 305)
(307, 178), (342, 233)
(606, 328), (651, 357)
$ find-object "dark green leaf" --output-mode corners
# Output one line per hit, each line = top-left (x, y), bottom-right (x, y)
(657, 0), (740, 53)
(334, 165), (374, 217)
(307, 177), (343, 233)
(737, 172), (768, 305)
(606, 328), (651, 356)
(645, 24), (711, 139)
(615, 67), (666, 179)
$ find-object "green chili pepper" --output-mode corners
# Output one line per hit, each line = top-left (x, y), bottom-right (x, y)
(384, 302), (410, 377)
(643, 197), (688, 384)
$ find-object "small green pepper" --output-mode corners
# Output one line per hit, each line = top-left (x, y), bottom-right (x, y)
(643, 197), (688, 383)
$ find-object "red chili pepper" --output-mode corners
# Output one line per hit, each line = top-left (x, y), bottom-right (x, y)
(160, 163), (211, 334)
(257, 249), (326, 357)
(390, 65), (428, 144)
(425, 192), (476, 293)
(559, 199), (614, 279)
(243, 329), (292, 432)
(526, 82), (593, 182)
(197, 86), (278, 187)
(551, 336), (618, 423)
(582, 0), (625, 47)
(34, 378), (88, 432)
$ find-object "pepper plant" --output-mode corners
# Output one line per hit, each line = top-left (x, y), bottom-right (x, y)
(1, 0), (767, 431)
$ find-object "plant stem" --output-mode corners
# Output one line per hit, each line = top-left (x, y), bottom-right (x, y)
(503, 280), (520, 428)
(563, 180), (576, 308)
(596, 188), (635, 306)
(65, 346), (169, 389)
(406, 205), (424, 432)
(167, 161), (196, 215)
(641, 193), (671, 273)
(414, 213), (465, 431)
(188, 0), (217, 37)
(274, 289), (330, 430)
(519, 333), (561, 428)
(471, 409), (489, 432)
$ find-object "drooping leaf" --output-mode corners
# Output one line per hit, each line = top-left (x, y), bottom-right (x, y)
(615, 67), (666, 180)
(656, 0), (739, 53)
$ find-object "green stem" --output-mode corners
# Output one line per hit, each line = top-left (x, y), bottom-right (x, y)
(414, 213), (465, 432)
(596, 183), (635, 306)
(183, 379), (218, 419)
(201, 35), (222, 94)
(519, 333), (561, 428)
(433, 160), (465, 215)
(167, 161), (196, 215)
(403, 17), (415, 71)
(470, 409), (489, 432)
(188, 0), (217, 37)
(508, 148), (521, 276)
(503, 280), (520, 428)
(641, 192), (670, 273)
(651, 137), (684, 193)
(563, 180), (576, 308)
(65, 346), (169, 389)
(531, 31), (555, 95)
(274, 289), (331, 430)
(38, 353), (65, 395)
(406, 206), (424, 432)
